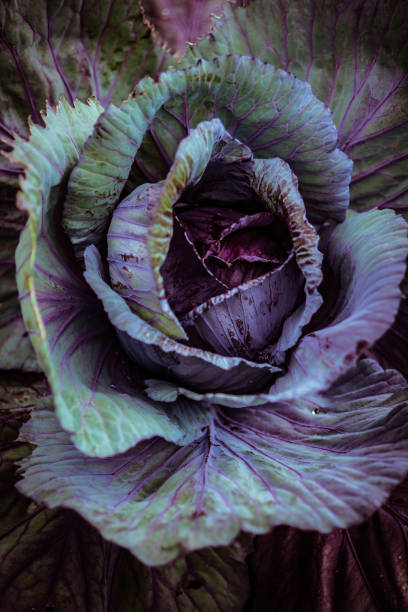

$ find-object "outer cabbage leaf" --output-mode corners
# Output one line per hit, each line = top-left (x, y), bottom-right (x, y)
(274, 208), (408, 398)
(248, 478), (408, 611)
(115, 535), (251, 612)
(187, 0), (408, 213)
(0, 376), (250, 611)
(1, 501), (250, 612)
(12, 98), (208, 458)
(0, 0), (166, 138)
(16, 360), (408, 566)
(1, 500), (126, 611)
(62, 54), (351, 260)
(0, 0), (168, 373)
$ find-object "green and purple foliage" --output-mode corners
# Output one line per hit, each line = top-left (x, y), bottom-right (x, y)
(1, 1), (408, 610)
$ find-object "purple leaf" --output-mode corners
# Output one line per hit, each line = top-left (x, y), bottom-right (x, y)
(181, 137), (256, 205)
(272, 209), (408, 399)
(0, 0), (167, 138)
(249, 478), (408, 611)
(17, 359), (408, 566)
(374, 298), (408, 380)
(85, 244), (281, 394)
(107, 182), (187, 340)
(161, 217), (226, 316)
(190, 0), (408, 213)
(183, 256), (302, 359)
(176, 207), (290, 288)
(172, 155), (324, 363)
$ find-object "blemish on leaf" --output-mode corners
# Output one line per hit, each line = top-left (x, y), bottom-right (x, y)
(183, 576), (205, 590)
(236, 318), (244, 334)
(356, 340), (369, 353)
(343, 353), (354, 365)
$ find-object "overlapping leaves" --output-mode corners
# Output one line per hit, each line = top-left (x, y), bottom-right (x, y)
(0, 0), (165, 138)
(8, 39), (408, 568)
(12, 98), (209, 457)
(0, 0), (169, 374)
(1, 1), (408, 603)
(17, 359), (408, 565)
(0, 374), (250, 611)
(187, 0), (408, 213)
(11, 55), (353, 456)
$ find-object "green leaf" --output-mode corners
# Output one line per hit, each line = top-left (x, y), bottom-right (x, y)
(12, 98), (206, 457)
(0, 503), (123, 611)
(0, 375), (250, 610)
(17, 360), (408, 566)
(187, 0), (408, 213)
(0, 0), (166, 138)
(111, 535), (251, 612)
(62, 54), (351, 262)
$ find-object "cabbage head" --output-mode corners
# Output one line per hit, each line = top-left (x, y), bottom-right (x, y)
(1, 0), (408, 608)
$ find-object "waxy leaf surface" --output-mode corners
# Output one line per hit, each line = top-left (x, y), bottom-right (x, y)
(17, 360), (408, 565)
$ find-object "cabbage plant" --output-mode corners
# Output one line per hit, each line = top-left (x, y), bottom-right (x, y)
(1, 0), (408, 609)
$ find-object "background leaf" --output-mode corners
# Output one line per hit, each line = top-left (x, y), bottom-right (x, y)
(186, 0), (408, 213)
(0, 184), (39, 371)
(374, 298), (408, 380)
(0, 378), (143, 612)
(0, 0), (167, 139)
(248, 478), (408, 612)
(112, 535), (251, 612)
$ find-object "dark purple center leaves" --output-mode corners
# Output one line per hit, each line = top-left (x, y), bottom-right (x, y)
(197, 210), (290, 288)
(162, 139), (293, 317)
